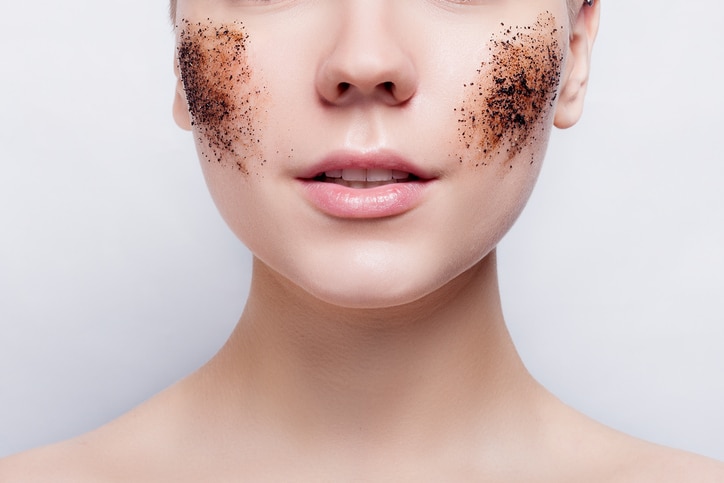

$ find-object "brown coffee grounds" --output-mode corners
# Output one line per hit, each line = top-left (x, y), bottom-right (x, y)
(456, 12), (563, 168)
(177, 19), (267, 174)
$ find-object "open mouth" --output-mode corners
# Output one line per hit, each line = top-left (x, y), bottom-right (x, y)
(311, 168), (418, 189)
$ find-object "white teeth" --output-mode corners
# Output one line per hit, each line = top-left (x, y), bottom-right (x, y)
(328, 168), (410, 182)
(367, 168), (393, 182)
(324, 169), (343, 179)
(341, 168), (367, 182)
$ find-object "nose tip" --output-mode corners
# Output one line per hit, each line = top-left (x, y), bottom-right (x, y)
(315, 13), (418, 107)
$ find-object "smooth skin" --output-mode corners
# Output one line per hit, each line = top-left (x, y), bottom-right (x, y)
(2, 0), (723, 481)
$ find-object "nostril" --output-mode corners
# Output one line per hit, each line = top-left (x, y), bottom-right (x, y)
(338, 82), (350, 95)
(382, 81), (394, 93)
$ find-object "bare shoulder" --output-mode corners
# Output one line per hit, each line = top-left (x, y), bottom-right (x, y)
(542, 398), (724, 483)
(0, 383), (212, 483)
(0, 392), (178, 482)
(0, 439), (106, 483)
(584, 426), (724, 483)
(615, 443), (724, 483)
(555, 434), (724, 483)
(0, 416), (175, 483)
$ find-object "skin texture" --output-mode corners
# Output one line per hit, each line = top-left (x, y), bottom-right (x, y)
(172, 2), (568, 310)
(2, 0), (724, 481)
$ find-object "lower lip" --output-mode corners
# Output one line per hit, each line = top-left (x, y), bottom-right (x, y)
(299, 180), (431, 219)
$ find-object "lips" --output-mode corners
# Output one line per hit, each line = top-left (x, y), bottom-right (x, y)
(298, 151), (435, 219)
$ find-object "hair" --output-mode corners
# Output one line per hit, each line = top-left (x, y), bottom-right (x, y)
(567, 0), (583, 25)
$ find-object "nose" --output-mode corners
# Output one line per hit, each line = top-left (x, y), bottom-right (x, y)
(315, 2), (418, 107)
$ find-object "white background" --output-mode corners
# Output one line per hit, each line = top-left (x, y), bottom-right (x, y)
(1, 1), (722, 460)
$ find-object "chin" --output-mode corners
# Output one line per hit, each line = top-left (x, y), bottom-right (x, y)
(308, 283), (429, 310)
(286, 259), (463, 311)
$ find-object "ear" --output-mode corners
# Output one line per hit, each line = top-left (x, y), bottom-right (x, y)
(173, 50), (193, 131)
(554, 1), (600, 129)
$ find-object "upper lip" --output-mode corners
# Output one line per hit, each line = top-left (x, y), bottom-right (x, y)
(297, 149), (437, 181)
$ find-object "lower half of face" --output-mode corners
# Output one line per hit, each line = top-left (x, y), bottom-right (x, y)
(175, 0), (568, 308)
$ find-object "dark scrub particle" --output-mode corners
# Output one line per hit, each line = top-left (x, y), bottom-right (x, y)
(177, 19), (266, 174)
(457, 12), (563, 168)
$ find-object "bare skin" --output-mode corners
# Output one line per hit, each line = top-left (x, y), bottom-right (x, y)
(2, 254), (723, 481)
(2, 1), (723, 481)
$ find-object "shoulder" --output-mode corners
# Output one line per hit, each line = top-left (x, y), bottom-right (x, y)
(613, 445), (724, 483)
(0, 441), (106, 483)
(0, 396), (170, 482)
(540, 399), (724, 483)
(0, 384), (205, 482)
(0, 423), (172, 483)
(552, 437), (724, 483)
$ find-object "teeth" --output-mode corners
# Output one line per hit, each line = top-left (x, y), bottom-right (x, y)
(324, 168), (410, 182)
(341, 168), (367, 182)
(367, 168), (393, 182)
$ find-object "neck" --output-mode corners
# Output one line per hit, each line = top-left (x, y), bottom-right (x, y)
(203, 250), (540, 448)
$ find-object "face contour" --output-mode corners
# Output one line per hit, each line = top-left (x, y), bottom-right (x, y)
(173, 0), (592, 308)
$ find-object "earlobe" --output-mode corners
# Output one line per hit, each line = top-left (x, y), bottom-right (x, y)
(173, 52), (193, 131)
(554, 1), (600, 129)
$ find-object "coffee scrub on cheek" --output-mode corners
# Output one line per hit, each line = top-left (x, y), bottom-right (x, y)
(456, 12), (563, 171)
(176, 19), (268, 176)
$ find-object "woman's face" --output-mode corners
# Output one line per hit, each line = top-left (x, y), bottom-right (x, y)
(173, 0), (585, 308)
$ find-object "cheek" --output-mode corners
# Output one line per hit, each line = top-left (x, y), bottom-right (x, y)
(177, 19), (268, 175)
(454, 12), (564, 171)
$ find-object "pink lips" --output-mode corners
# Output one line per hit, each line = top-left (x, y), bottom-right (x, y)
(297, 151), (435, 219)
